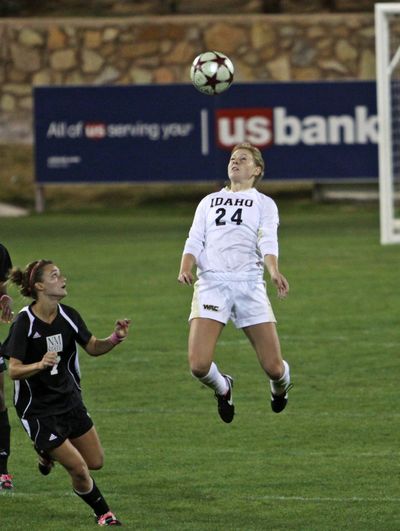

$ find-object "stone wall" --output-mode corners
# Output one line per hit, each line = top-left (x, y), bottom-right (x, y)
(0, 0), (383, 16)
(0, 13), (375, 142)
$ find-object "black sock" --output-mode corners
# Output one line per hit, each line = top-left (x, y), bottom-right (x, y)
(0, 409), (10, 474)
(74, 478), (110, 517)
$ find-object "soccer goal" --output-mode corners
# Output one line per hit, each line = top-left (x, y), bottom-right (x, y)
(375, 3), (400, 243)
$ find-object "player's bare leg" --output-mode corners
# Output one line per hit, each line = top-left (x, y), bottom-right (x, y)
(70, 426), (104, 470)
(243, 322), (283, 377)
(49, 439), (121, 526)
(188, 318), (234, 422)
(243, 322), (292, 413)
(36, 427), (104, 476)
(49, 439), (93, 492)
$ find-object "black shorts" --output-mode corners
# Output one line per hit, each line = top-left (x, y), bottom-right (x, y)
(0, 355), (6, 373)
(21, 403), (94, 451)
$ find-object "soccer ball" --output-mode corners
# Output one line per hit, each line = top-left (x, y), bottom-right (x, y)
(190, 51), (234, 96)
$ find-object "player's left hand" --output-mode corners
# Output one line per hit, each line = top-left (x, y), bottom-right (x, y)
(178, 271), (194, 285)
(271, 272), (289, 299)
(0, 294), (14, 323)
(114, 318), (131, 340)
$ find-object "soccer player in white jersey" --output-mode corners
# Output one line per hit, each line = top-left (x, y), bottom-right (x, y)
(178, 142), (291, 423)
(1, 259), (130, 526)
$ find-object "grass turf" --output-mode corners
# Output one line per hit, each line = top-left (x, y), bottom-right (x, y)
(0, 200), (400, 530)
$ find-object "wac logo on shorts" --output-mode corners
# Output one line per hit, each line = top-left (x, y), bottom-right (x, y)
(46, 334), (63, 353)
(203, 304), (219, 312)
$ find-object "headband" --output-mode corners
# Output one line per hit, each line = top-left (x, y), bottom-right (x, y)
(29, 260), (43, 291)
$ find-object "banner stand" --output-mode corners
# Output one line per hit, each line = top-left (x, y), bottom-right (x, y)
(35, 185), (45, 214)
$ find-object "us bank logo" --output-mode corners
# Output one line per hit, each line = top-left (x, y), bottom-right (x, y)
(216, 108), (273, 148)
(215, 106), (378, 149)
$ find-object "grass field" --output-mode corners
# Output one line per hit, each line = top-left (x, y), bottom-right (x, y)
(0, 199), (400, 530)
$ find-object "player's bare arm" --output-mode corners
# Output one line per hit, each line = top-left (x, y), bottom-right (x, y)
(178, 253), (196, 285)
(85, 318), (131, 356)
(264, 254), (289, 299)
(8, 351), (58, 380)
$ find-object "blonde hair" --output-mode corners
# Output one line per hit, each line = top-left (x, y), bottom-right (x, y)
(231, 142), (265, 187)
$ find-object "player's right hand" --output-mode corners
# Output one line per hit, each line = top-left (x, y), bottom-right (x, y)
(0, 294), (13, 323)
(40, 351), (58, 369)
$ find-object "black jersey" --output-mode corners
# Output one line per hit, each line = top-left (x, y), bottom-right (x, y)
(2, 303), (92, 419)
(0, 243), (12, 282)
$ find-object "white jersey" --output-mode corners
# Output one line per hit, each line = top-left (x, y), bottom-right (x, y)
(183, 187), (279, 278)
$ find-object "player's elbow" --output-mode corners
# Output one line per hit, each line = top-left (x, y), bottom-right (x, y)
(84, 336), (98, 356)
(8, 358), (23, 380)
(8, 368), (20, 380)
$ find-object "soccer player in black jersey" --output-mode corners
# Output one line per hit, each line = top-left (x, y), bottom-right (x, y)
(0, 243), (13, 491)
(1, 259), (130, 526)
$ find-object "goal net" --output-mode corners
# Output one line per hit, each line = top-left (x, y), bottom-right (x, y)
(375, 3), (400, 243)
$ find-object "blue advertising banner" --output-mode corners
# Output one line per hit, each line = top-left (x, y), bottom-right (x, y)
(34, 81), (378, 184)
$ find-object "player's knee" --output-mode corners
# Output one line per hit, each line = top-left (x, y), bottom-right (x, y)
(190, 358), (211, 378)
(70, 461), (90, 483)
(191, 367), (208, 379)
(268, 361), (285, 381)
(188, 352), (210, 377)
(88, 452), (104, 470)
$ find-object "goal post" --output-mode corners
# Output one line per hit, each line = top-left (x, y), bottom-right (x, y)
(375, 3), (400, 243)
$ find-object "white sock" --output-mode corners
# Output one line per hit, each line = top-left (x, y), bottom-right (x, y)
(270, 360), (290, 396)
(194, 362), (229, 396)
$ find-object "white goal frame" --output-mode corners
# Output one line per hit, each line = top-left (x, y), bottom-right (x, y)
(375, 3), (400, 243)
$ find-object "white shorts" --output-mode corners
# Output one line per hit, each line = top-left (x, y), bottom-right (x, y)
(189, 275), (276, 329)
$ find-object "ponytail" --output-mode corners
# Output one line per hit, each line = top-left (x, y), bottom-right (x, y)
(9, 260), (52, 299)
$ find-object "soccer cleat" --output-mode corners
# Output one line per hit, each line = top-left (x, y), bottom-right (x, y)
(215, 374), (234, 423)
(38, 454), (55, 476)
(0, 474), (13, 490)
(96, 511), (122, 526)
(271, 383), (293, 413)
